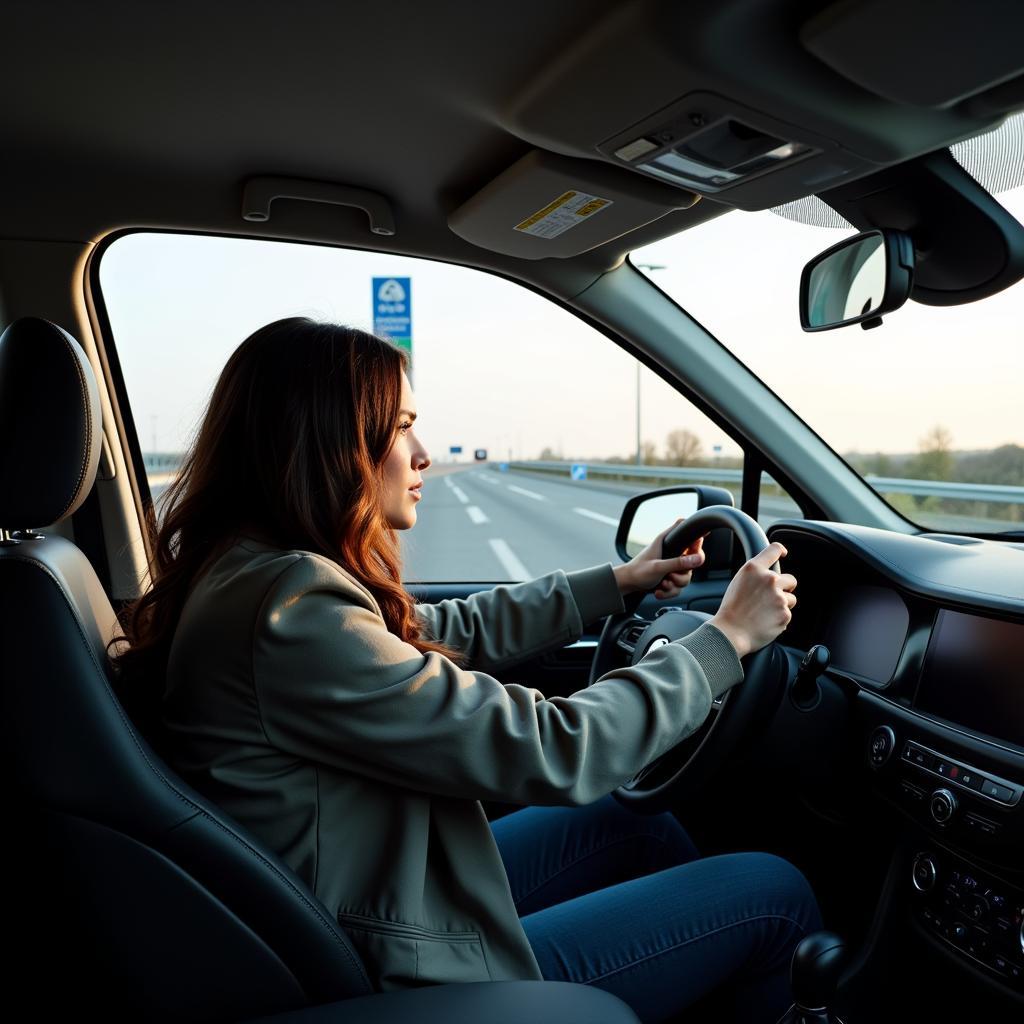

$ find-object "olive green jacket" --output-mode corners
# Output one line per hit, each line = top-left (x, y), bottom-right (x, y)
(162, 537), (743, 991)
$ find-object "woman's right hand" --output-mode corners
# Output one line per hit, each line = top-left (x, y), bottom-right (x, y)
(708, 542), (797, 660)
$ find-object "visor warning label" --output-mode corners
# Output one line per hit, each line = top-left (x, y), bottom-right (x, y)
(514, 190), (613, 239)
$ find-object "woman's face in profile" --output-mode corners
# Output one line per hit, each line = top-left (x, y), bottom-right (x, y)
(381, 371), (431, 530)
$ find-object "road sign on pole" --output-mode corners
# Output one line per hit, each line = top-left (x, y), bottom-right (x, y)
(373, 277), (412, 370)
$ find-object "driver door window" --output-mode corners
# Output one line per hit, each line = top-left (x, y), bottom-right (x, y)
(99, 233), (788, 581)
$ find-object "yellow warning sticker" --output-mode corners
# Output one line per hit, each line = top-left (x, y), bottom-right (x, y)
(514, 190), (613, 239)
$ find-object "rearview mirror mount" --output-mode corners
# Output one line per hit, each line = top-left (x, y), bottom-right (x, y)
(799, 229), (914, 331)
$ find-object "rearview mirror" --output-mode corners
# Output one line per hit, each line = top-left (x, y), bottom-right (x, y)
(615, 485), (734, 561)
(799, 229), (913, 331)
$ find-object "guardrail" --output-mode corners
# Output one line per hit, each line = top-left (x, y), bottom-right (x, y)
(140, 453), (1024, 508)
(506, 460), (1024, 507)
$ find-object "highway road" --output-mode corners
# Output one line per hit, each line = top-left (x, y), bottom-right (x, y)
(400, 466), (803, 582)
(400, 467), (632, 583)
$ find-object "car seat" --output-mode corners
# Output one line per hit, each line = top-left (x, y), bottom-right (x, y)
(0, 317), (639, 1024)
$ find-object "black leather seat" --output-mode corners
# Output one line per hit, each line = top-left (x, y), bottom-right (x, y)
(0, 317), (639, 1024)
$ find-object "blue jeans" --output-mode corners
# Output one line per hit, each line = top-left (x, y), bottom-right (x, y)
(491, 795), (823, 1024)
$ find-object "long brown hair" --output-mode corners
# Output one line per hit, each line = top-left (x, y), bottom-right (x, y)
(111, 317), (457, 717)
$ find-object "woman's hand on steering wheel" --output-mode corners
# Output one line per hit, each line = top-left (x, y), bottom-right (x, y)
(709, 541), (797, 660)
(611, 518), (707, 600)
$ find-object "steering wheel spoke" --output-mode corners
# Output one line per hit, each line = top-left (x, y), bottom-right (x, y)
(615, 617), (650, 657)
(586, 504), (786, 814)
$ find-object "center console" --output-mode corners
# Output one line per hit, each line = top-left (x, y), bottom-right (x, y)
(909, 847), (1024, 989)
(855, 689), (1024, 999)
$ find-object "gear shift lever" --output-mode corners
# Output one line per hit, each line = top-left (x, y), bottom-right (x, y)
(781, 931), (847, 1024)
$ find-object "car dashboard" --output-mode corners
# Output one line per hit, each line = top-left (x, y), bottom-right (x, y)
(766, 519), (1024, 992)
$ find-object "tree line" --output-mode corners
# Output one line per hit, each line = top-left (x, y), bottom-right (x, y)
(845, 426), (1024, 487)
(541, 430), (742, 469)
(542, 424), (1021, 486)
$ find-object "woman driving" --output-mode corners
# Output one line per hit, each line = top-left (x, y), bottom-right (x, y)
(112, 317), (822, 1023)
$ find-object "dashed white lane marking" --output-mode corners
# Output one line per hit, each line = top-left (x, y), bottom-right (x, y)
(478, 474), (502, 485)
(466, 505), (489, 524)
(574, 507), (618, 526)
(489, 538), (530, 580)
(443, 477), (454, 488)
(451, 485), (470, 504)
(508, 485), (546, 501)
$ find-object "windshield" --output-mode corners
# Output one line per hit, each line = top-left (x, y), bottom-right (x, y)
(633, 159), (1024, 535)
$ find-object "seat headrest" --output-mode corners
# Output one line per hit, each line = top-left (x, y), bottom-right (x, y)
(0, 317), (102, 528)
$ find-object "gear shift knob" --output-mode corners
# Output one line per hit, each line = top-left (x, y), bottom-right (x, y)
(790, 930), (846, 1012)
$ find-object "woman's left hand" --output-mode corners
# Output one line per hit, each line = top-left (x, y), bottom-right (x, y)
(612, 518), (706, 600)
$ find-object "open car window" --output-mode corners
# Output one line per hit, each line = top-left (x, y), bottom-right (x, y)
(98, 232), (795, 582)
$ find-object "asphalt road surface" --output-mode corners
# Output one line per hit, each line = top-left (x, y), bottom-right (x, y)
(400, 467), (805, 582)
(400, 467), (632, 583)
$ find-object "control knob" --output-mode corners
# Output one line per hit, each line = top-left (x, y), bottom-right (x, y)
(930, 788), (958, 825)
(912, 853), (937, 893)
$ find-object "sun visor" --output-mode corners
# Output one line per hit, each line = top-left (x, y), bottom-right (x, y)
(448, 150), (698, 260)
(802, 0), (1024, 110)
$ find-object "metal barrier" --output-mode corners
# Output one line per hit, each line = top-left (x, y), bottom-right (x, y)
(139, 454), (1024, 508)
(506, 461), (1024, 507)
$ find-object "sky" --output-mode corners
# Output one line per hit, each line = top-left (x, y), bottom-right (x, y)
(635, 185), (1024, 456)
(100, 184), (1024, 463)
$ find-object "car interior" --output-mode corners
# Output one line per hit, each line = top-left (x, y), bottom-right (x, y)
(3, 1), (1024, 1021)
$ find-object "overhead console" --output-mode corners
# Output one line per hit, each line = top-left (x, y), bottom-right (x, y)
(594, 91), (844, 202)
(496, 0), (1023, 214)
(450, 1), (1024, 258)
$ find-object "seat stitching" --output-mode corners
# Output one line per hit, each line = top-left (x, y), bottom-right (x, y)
(313, 763), (320, 893)
(580, 914), (809, 986)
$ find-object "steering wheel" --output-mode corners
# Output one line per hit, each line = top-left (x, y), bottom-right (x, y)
(589, 505), (788, 814)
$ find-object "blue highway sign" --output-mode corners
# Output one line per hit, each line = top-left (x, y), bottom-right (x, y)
(373, 277), (412, 360)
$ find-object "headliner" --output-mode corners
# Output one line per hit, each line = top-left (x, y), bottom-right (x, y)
(3, 0), (1022, 288)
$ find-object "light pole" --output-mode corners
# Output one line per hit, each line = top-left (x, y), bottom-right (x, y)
(632, 263), (667, 465)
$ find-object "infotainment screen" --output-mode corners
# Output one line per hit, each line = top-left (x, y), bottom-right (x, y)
(915, 609), (1024, 747)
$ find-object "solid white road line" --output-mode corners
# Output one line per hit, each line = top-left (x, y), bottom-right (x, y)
(508, 485), (546, 501)
(451, 485), (470, 504)
(489, 538), (530, 579)
(466, 505), (489, 524)
(574, 507), (618, 526)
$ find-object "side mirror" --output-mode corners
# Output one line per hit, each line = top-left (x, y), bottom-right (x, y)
(799, 229), (914, 331)
(615, 485), (735, 572)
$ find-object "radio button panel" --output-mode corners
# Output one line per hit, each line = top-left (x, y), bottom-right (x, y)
(901, 741), (1022, 809)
